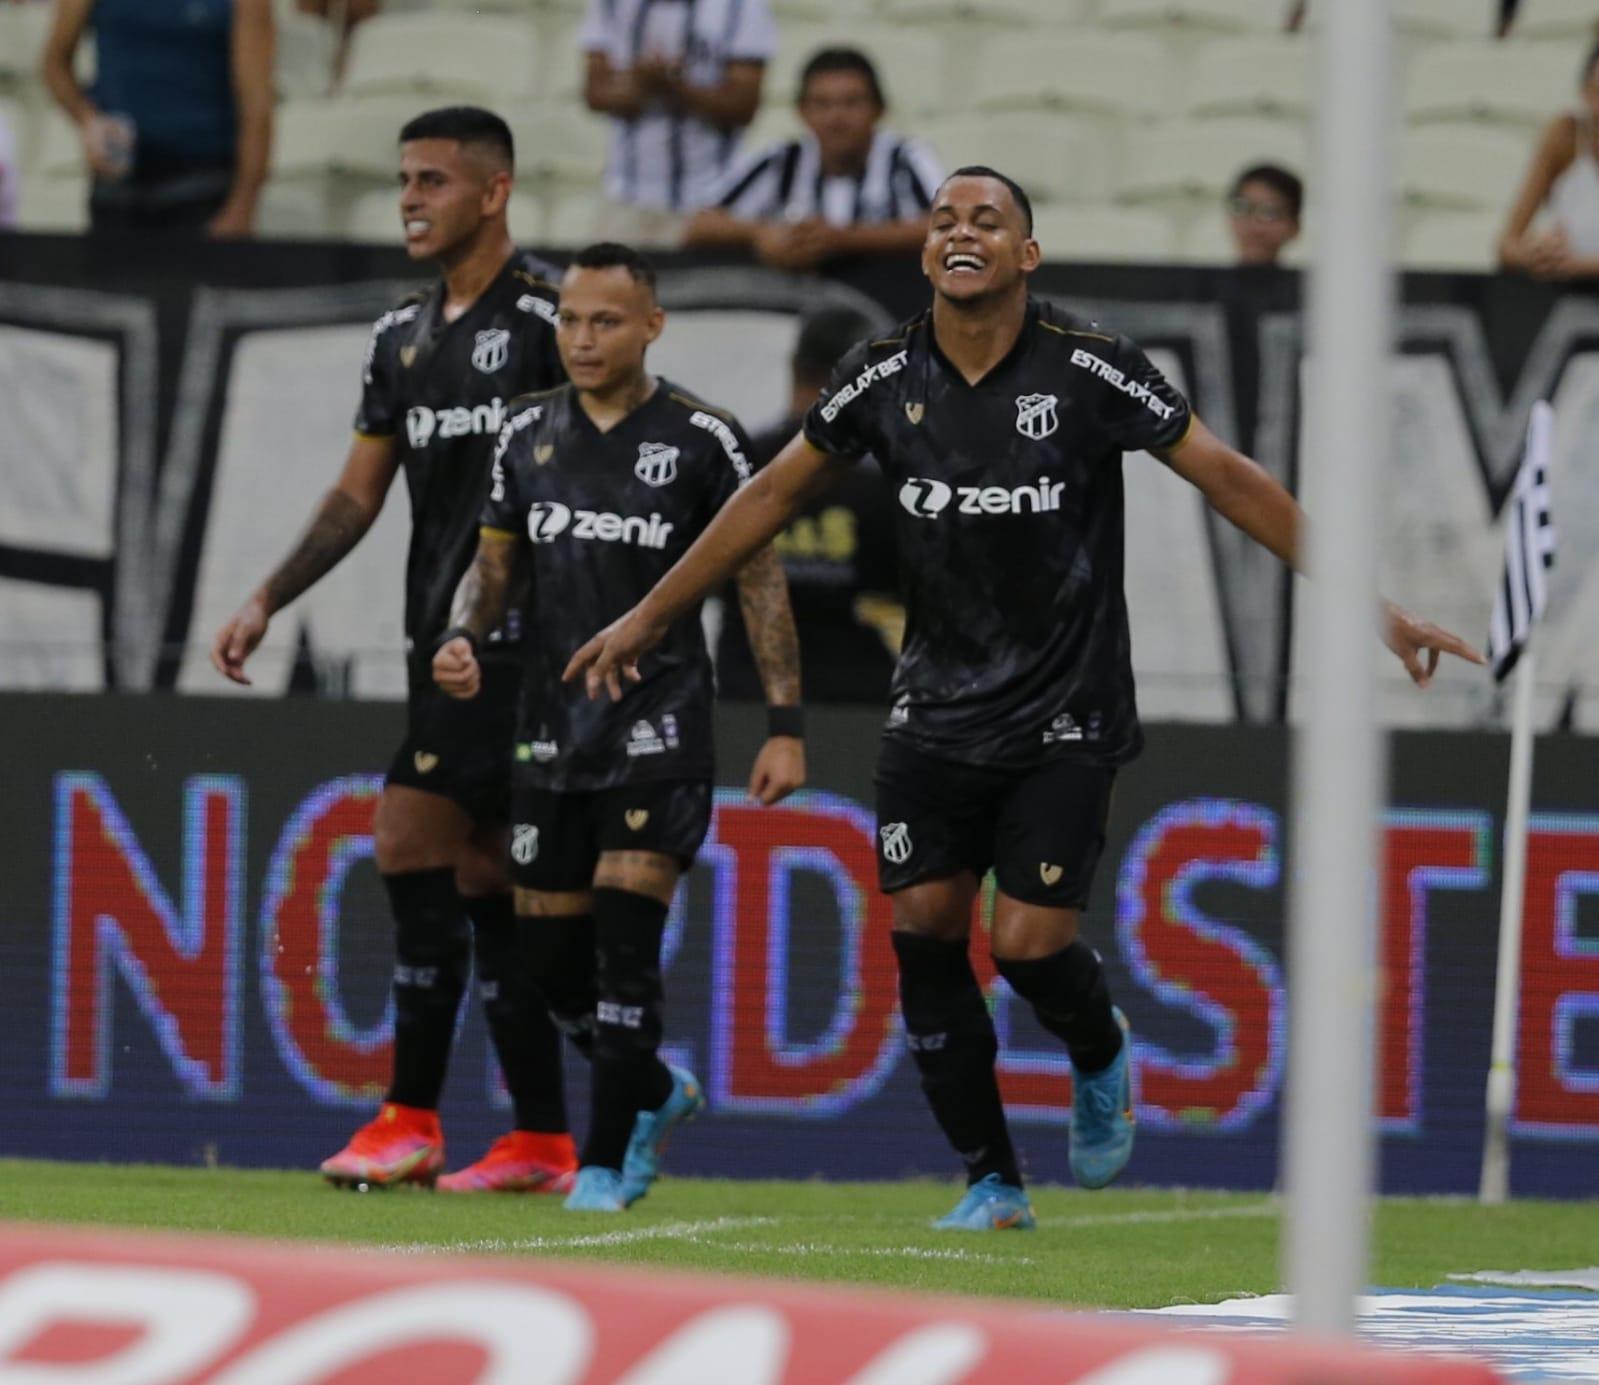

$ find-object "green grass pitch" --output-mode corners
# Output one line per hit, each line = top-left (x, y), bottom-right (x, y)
(2, 1159), (1597, 1309)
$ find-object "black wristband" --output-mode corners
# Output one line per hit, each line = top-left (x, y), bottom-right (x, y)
(767, 704), (805, 739)
(433, 625), (479, 656)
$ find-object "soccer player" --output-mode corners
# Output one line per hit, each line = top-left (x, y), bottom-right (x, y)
(211, 107), (576, 1193)
(433, 242), (804, 1213)
(564, 167), (1485, 1228)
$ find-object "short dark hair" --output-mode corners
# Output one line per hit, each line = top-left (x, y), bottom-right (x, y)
(793, 304), (876, 385)
(1229, 163), (1304, 219)
(798, 47), (886, 108)
(398, 106), (514, 169)
(569, 242), (658, 297)
(942, 165), (1035, 235)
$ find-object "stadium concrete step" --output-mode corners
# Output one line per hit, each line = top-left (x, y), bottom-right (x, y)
(1508, 0), (1599, 41)
(1398, 125), (1530, 213)
(1184, 35), (1311, 120)
(1115, 117), (1307, 207)
(1403, 210), (1503, 271)
(340, 12), (543, 104)
(1028, 203), (1179, 262)
(973, 31), (1179, 118)
(921, 112), (1118, 205)
(1403, 39), (1576, 129)
(1094, 0), (1291, 37)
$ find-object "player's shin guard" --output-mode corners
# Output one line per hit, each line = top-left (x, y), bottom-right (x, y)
(383, 868), (471, 1110)
(467, 894), (568, 1133)
(891, 931), (1021, 1188)
(583, 888), (674, 1171)
(525, 913), (597, 1058)
(994, 940), (1124, 1075)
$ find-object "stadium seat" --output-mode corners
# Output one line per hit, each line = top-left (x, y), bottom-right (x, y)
(255, 180), (335, 239)
(507, 104), (609, 186)
(1403, 41), (1575, 128)
(1398, 126), (1528, 212)
(1095, 0), (1290, 35)
(1029, 203), (1179, 262)
(0, 3), (51, 87)
(273, 0), (337, 98)
(1184, 36), (1310, 119)
(1115, 118), (1307, 206)
(271, 96), (420, 182)
(1506, 0), (1599, 41)
(974, 32), (1177, 118)
(340, 13), (540, 103)
(878, 0), (1086, 22)
(1403, 210), (1502, 270)
(919, 112), (1114, 204)
(544, 189), (601, 247)
(1392, 0), (1498, 39)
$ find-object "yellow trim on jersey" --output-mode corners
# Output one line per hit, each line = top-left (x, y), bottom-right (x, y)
(1166, 411), (1198, 454)
(1044, 322), (1116, 343)
(870, 319), (925, 350)
(480, 525), (518, 542)
(353, 428), (394, 441)
(512, 268), (558, 292)
(667, 390), (733, 422)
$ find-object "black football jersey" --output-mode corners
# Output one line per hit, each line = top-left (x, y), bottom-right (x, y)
(354, 250), (566, 679)
(482, 380), (754, 791)
(802, 297), (1193, 769)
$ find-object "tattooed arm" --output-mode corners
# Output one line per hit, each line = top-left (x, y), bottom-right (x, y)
(212, 433), (397, 685)
(734, 544), (806, 805)
(433, 530), (521, 700)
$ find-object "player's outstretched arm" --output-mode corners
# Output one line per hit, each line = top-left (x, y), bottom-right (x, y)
(564, 432), (849, 700)
(1161, 416), (1486, 687)
(210, 433), (397, 685)
(734, 544), (806, 805)
(433, 529), (520, 701)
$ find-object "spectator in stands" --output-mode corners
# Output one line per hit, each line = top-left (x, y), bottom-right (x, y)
(716, 303), (904, 704)
(580, 0), (774, 250)
(685, 47), (943, 270)
(41, 0), (275, 235)
(0, 105), (18, 229)
(1227, 163), (1302, 267)
(1499, 39), (1599, 280)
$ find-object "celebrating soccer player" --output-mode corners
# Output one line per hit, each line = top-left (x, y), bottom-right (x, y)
(564, 167), (1484, 1229)
(211, 107), (577, 1194)
(433, 242), (805, 1213)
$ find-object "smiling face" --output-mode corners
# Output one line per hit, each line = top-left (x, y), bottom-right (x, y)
(556, 263), (665, 395)
(395, 138), (509, 262)
(922, 174), (1041, 307)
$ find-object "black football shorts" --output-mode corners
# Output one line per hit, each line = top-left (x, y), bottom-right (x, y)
(385, 660), (519, 823)
(507, 777), (713, 893)
(873, 737), (1115, 908)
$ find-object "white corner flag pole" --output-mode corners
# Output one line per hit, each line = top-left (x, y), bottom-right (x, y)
(1284, 0), (1392, 1337)
(1480, 650), (1536, 1205)
(1479, 398), (1556, 1204)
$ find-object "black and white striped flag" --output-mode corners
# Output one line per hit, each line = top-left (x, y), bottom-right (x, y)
(1488, 400), (1556, 683)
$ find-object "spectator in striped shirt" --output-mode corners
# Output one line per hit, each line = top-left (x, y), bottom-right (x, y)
(685, 47), (943, 270)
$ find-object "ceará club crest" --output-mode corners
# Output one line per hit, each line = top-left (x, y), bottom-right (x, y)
(635, 442), (680, 487)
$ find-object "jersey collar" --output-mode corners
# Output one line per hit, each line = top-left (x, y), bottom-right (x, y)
(924, 297), (1040, 391)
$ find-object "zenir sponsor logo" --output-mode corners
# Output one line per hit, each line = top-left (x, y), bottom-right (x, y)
(472, 327), (510, 374)
(897, 476), (1064, 518)
(879, 821), (912, 864)
(407, 398), (507, 450)
(1015, 392), (1059, 440)
(526, 501), (675, 549)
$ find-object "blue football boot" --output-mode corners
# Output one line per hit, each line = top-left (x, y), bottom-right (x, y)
(620, 1064), (706, 1204)
(932, 1173), (1037, 1231)
(1069, 1006), (1136, 1190)
(564, 1165), (628, 1213)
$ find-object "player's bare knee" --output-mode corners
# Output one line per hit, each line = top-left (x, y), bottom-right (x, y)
(515, 886), (594, 918)
(593, 850), (679, 906)
(373, 789), (462, 874)
(454, 842), (509, 900)
(890, 878), (975, 943)
(991, 899), (1081, 962)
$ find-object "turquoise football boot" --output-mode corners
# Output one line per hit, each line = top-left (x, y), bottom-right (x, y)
(1069, 1006), (1136, 1190)
(620, 1064), (706, 1204)
(564, 1165), (628, 1213)
(932, 1173), (1037, 1231)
